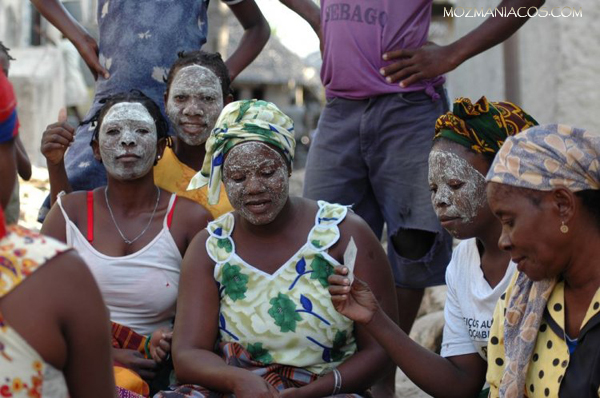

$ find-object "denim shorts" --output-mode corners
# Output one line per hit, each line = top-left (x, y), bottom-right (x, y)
(303, 88), (452, 288)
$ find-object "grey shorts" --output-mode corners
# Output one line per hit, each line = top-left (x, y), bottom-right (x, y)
(303, 88), (452, 288)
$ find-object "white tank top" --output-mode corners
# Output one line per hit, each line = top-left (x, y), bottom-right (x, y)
(57, 192), (182, 336)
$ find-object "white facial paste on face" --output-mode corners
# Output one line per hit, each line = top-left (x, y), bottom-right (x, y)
(428, 150), (487, 229)
(223, 142), (289, 225)
(166, 65), (223, 146)
(99, 102), (157, 181)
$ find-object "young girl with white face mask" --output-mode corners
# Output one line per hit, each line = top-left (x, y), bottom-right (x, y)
(41, 91), (212, 397)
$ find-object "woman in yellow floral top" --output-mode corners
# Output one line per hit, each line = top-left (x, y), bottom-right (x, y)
(485, 124), (600, 398)
(156, 100), (397, 398)
(0, 72), (115, 398)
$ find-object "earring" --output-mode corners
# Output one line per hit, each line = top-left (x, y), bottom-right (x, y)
(560, 221), (569, 234)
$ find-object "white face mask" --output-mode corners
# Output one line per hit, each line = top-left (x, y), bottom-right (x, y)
(223, 142), (290, 226)
(166, 65), (224, 146)
(428, 149), (487, 227)
(99, 102), (158, 181)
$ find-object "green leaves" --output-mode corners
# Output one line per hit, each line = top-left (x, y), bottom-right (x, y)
(217, 238), (233, 253)
(310, 254), (334, 288)
(221, 263), (248, 301)
(268, 293), (302, 332)
(247, 342), (273, 364)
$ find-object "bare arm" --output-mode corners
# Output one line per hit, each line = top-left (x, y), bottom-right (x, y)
(173, 230), (278, 397)
(1, 251), (116, 398)
(40, 109), (75, 204)
(329, 271), (487, 398)
(55, 252), (117, 398)
(225, 0), (271, 81)
(288, 214), (399, 398)
(382, 0), (545, 86)
(279, 0), (320, 38)
(14, 136), (32, 181)
(30, 0), (109, 79)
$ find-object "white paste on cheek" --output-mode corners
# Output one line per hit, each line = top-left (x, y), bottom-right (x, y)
(428, 150), (487, 224)
(99, 102), (158, 181)
(223, 142), (290, 225)
(166, 65), (223, 146)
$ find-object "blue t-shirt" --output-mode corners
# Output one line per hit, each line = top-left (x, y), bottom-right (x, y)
(63, 0), (242, 192)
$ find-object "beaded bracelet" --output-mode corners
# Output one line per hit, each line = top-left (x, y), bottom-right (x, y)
(332, 368), (342, 395)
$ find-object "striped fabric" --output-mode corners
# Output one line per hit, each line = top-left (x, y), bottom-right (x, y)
(155, 342), (369, 397)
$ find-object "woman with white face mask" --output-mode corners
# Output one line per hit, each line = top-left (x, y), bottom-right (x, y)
(41, 91), (212, 396)
(156, 100), (398, 398)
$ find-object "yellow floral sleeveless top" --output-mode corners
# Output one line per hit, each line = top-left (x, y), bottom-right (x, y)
(0, 225), (69, 397)
(206, 201), (357, 375)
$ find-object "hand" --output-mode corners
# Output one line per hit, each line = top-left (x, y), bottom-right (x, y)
(149, 327), (173, 364)
(112, 348), (158, 380)
(72, 33), (110, 80)
(328, 266), (379, 324)
(41, 109), (75, 166)
(381, 42), (459, 87)
(233, 371), (280, 398)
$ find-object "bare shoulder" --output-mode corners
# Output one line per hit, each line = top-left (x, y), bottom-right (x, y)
(174, 196), (213, 230)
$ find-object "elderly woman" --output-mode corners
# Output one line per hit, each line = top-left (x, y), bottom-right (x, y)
(327, 97), (538, 398)
(485, 124), (600, 397)
(157, 100), (397, 398)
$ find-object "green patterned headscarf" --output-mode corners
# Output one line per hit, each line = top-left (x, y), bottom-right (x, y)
(187, 99), (296, 205)
(434, 97), (538, 157)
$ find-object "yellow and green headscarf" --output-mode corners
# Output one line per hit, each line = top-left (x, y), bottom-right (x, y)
(187, 99), (296, 205)
(434, 96), (538, 157)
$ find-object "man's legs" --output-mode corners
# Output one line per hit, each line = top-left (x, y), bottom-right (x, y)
(362, 89), (452, 396)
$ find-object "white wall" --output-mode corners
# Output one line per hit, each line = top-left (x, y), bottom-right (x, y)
(10, 46), (66, 167)
(446, 0), (599, 131)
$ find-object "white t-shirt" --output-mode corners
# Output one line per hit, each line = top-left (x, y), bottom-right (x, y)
(440, 238), (517, 360)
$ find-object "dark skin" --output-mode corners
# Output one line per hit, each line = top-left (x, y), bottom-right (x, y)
(172, 144), (398, 398)
(41, 105), (212, 381)
(1, 57), (33, 182)
(430, 140), (511, 287)
(327, 141), (513, 398)
(30, 0), (269, 81)
(278, 0), (322, 52)
(380, 0), (546, 87)
(487, 183), (600, 339)
(163, 74), (233, 172)
(0, 140), (115, 397)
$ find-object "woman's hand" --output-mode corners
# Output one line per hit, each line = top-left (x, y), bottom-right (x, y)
(149, 327), (173, 364)
(41, 109), (75, 166)
(328, 265), (380, 324)
(233, 371), (280, 398)
(112, 348), (158, 380)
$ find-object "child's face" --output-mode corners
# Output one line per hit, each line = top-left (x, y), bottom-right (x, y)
(97, 102), (158, 181)
(166, 65), (223, 146)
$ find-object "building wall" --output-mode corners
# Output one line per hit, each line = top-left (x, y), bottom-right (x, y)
(10, 47), (65, 167)
(446, 0), (599, 131)
(0, 0), (32, 47)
